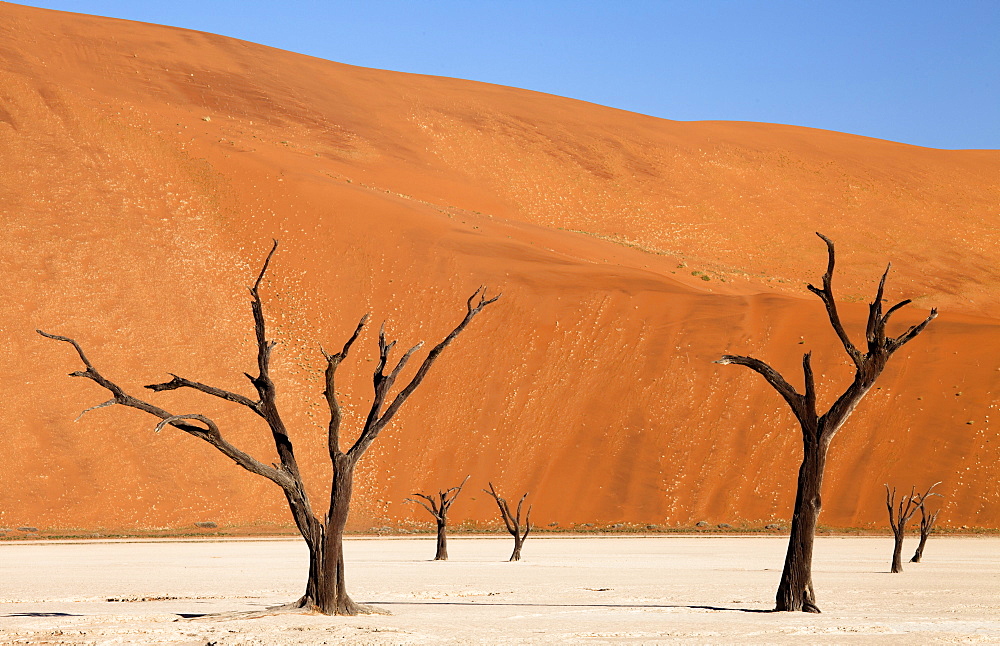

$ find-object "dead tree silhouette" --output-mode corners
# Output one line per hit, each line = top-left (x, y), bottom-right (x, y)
(484, 482), (532, 561)
(38, 241), (499, 615)
(910, 482), (943, 563)
(885, 484), (921, 573)
(716, 233), (936, 612)
(406, 475), (470, 560)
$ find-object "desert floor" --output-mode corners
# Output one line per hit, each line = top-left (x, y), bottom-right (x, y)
(1, 535), (998, 644)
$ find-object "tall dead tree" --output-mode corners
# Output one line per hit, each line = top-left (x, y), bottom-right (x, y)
(405, 475), (470, 560)
(885, 485), (920, 573)
(38, 241), (499, 616)
(484, 482), (531, 561)
(716, 233), (936, 612)
(910, 482), (942, 563)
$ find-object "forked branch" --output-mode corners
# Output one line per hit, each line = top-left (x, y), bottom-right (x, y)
(714, 232), (938, 611)
(484, 481), (532, 561)
(38, 241), (500, 615)
(718, 232), (937, 445)
(144, 374), (260, 413)
(885, 484), (920, 534)
(347, 287), (500, 461)
(805, 232), (863, 367)
(911, 482), (943, 563)
(35, 330), (296, 493)
(406, 475), (471, 521)
(244, 241), (302, 475)
(321, 313), (371, 457)
(714, 354), (808, 423)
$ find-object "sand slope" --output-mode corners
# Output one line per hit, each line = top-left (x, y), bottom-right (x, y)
(1, 3), (999, 533)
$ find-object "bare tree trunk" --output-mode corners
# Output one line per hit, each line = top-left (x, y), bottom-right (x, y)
(910, 532), (929, 563)
(310, 454), (359, 614)
(891, 532), (906, 573)
(775, 442), (826, 612)
(510, 533), (525, 562)
(435, 519), (449, 561)
(407, 475), (469, 562)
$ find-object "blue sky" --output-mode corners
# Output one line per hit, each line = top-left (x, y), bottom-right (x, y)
(16, 0), (1000, 150)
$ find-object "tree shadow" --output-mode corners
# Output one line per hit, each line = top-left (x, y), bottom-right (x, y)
(369, 601), (774, 614)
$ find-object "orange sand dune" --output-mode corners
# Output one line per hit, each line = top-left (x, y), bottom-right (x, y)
(1, 3), (998, 534)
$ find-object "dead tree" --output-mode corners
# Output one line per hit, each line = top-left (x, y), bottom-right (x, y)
(885, 485), (921, 573)
(910, 482), (942, 563)
(405, 475), (470, 560)
(483, 482), (532, 561)
(38, 241), (499, 616)
(715, 233), (936, 612)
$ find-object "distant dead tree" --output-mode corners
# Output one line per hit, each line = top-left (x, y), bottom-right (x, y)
(910, 482), (942, 563)
(38, 241), (499, 616)
(405, 475), (470, 560)
(885, 485), (921, 573)
(483, 482), (532, 561)
(716, 233), (936, 612)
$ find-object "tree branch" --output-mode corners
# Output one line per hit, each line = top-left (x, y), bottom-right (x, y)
(522, 504), (533, 541)
(889, 308), (938, 352)
(388, 341), (424, 383)
(73, 398), (117, 422)
(914, 481), (943, 507)
(881, 299), (912, 328)
(322, 313), (370, 458)
(866, 264), (891, 350)
(801, 352), (817, 423)
(716, 354), (807, 422)
(245, 241), (306, 494)
(886, 484), (920, 532)
(152, 413), (219, 435)
(144, 374), (260, 413)
(514, 492), (529, 527)
(441, 475), (471, 513)
(36, 330), (296, 494)
(484, 482), (519, 535)
(805, 232), (863, 367)
(347, 288), (499, 461)
(405, 494), (439, 519)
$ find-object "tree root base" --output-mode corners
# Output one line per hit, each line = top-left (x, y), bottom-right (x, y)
(774, 602), (821, 613)
(278, 596), (391, 616)
(178, 600), (390, 621)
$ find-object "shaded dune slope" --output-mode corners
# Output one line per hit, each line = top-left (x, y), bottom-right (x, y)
(2, 3), (999, 532)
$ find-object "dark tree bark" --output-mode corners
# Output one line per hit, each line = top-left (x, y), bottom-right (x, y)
(910, 482), (942, 563)
(483, 482), (532, 561)
(405, 475), (470, 560)
(715, 233), (936, 612)
(38, 241), (499, 615)
(885, 485), (920, 573)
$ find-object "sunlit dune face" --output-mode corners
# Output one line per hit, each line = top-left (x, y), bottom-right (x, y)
(1, 3), (997, 534)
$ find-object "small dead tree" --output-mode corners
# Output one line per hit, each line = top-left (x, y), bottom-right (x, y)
(483, 482), (531, 561)
(38, 241), (499, 615)
(885, 485), (920, 573)
(405, 475), (470, 560)
(910, 482), (942, 563)
(716, 233), (936, 612)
